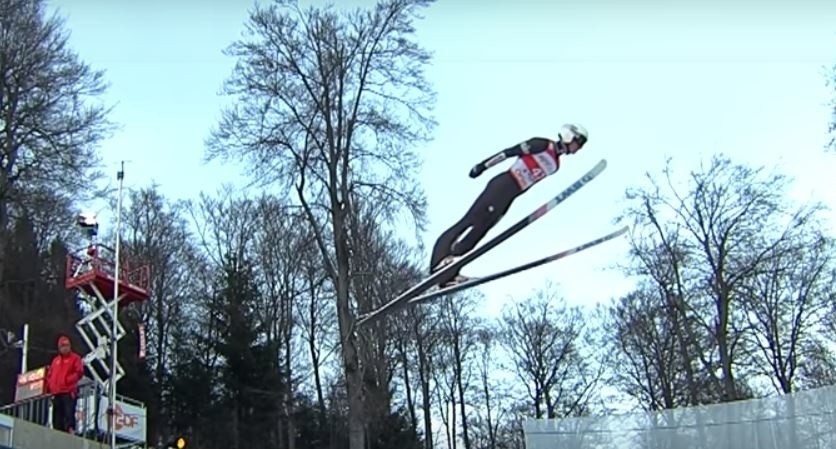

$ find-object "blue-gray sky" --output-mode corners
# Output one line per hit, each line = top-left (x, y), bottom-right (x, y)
(47, 0), (836, 319)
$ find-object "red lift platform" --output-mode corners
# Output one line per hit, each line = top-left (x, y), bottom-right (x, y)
(65, 244), (151, 307)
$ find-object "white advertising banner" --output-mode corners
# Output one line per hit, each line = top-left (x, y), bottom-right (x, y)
(76, 395), (147, 442)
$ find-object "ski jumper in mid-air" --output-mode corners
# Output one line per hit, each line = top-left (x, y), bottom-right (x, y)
(429, 123), (589, 287)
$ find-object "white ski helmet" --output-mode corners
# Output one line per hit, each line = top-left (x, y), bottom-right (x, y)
(559, 123), (588, 151)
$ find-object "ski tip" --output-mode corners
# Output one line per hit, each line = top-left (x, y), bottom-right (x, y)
(588, 159), (607, 176)
(607, 225), (630, 237)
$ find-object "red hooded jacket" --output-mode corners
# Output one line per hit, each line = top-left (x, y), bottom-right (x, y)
(46, 338), (84, 397)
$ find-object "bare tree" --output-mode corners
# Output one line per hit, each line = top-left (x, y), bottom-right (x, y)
(204, 1), (436, 446)
(739, 227), (836, 394)
(162, 243), (218, 421)
(606, 287), (716, 410)
(492, 401), (528, 449)
(469, 326), (503, 449)
(405, 301), (440, 449)
(117, 185), (198, 436)
(622, 155), (809, 401)
(394, 321), (418, 437)
(795, 338), (836, 388)
(499, 285), (598, 419)
(433, 357), (456, 449)
(428, 296), (474, 449)
(619, 193), (712, 405)
(290, 217), (334, 430)
(187, 186), (261, 272)
(435, 293), (480, 449)
(180, 187), (261, 404)
(184, 189), (265, 448)
(252, 195), (312, 449)
(347, 199), (425, 444)
(0, 0), (113, 234)
(386, 261), (430, 442)
(295, 240), (334, 423)
(14, 184), (78, 254)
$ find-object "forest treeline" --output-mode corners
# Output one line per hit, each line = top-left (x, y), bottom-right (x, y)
(1, 1), (835, 449)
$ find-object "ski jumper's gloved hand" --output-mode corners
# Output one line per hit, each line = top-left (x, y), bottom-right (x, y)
(469, 163), (485, 178)
(470, 152), (508, 178)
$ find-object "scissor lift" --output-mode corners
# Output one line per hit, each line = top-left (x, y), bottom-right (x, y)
(65, 242), (150, 392)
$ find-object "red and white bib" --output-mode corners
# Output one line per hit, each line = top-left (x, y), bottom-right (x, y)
(508, 143), (559, 190)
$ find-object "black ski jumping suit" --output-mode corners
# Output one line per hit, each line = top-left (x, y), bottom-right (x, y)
(429, 137), (565, 284)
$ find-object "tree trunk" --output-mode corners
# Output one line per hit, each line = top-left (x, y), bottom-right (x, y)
(670, 300), (700, 405)
(417, 334), (433, 449)
(399, 341), (418, 436)
(453, 336), (471, 449)
(482, 370), (496, 449)
(334, 213), (365, 449)
(310, 327), (327, 419)
(646, 199), (707, 405)
(341, 313), (366, 449)
(307, 277), (327, 423)
(450, 394), (457, 449)
(544, 388), (554, 419)
(154, 292), (167, 433)
(717, 294), (737, 401)
(534, 388), (543, 419)
(285, 335), (296, 449)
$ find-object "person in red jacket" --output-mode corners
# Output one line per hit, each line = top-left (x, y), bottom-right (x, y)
(46, 335), (84, 433)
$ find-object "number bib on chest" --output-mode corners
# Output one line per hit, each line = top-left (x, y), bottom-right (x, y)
(509, 146), (559, 190)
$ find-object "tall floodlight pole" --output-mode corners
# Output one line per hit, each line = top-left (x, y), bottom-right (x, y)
(110, 161), (125, 449)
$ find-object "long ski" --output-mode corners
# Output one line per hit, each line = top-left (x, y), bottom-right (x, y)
(355, 158), (608, 328)
(405, 225), (629, 306)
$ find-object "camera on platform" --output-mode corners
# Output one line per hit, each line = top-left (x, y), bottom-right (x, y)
(76, 211), (98, 228)
(76, 211), (99, 237)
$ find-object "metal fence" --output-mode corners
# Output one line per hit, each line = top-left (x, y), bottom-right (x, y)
(523, 385), (836, 449)
(1, 383), (146, 449)
(0, 382), (101, 437)
(0, 413), (13, 447)
(0, 395), (51, 428)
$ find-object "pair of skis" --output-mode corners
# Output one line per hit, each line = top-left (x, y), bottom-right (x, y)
(355, 158), (621, 328)
(405, 225), (628, 306)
